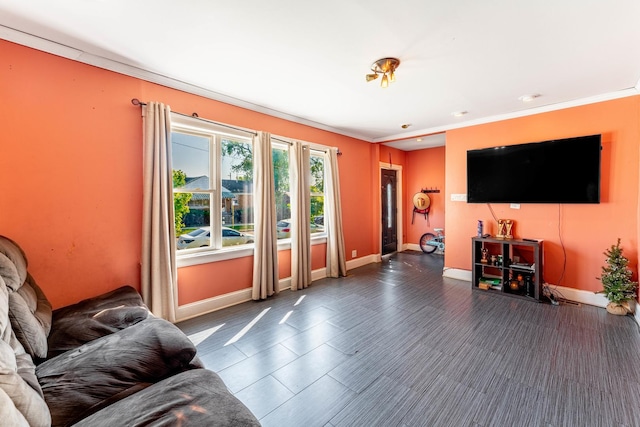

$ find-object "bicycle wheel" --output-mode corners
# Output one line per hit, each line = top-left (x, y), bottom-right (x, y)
(419, 232), (437, 254)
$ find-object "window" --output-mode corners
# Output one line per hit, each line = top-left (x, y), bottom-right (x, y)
(310, 151), (325, 235)
(171, 114), (254, 254)
(171, 113), (328, 264)
(272, 142), (291, 240)
(272, 144), (326, 240)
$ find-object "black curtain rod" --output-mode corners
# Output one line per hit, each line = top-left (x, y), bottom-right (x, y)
(271, 137), (293, 146)
(132, 98), (340, 155)
(271, 137), (341, 155)
(131, 98), (257, 136)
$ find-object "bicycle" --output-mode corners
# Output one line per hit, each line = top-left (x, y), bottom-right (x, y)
(420, 228), (445, 254)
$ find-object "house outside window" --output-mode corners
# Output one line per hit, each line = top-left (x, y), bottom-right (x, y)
(171, 114), (254, 253)
(171, 114), (328, 266)
(309, 151), (325, 234)
(272, 142), (291, 240)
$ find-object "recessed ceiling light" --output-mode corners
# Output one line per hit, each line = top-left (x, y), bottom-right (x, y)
(417, 138), (423, 142)
(518, 94), (541, 102)
(401, 123), (411, 129)
(452, 111), (468, 117)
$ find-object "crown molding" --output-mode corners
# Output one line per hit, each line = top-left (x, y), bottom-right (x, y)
(3, 24), (638, 146)
(374, 87), (640, 144)
(0, 25), (372, 142)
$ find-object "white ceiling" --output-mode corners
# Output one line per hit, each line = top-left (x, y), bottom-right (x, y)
(2, 0), (640, 151)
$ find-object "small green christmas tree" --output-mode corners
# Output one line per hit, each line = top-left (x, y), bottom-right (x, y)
(598, 238), (638, 304)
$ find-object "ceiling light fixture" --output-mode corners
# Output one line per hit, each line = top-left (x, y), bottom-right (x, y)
(452, 111), (468, 117)
(366, 57), (400, 88)
(518, 94), (541, 102)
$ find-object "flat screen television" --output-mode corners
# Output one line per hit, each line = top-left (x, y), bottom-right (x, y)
(467, 134), (601, 204)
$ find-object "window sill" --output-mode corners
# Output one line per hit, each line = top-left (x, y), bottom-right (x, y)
(176, 245), (254, 268)
(176, 234), (327, 268)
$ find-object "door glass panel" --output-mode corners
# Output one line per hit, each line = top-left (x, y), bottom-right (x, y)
(387, 182), (392, 228)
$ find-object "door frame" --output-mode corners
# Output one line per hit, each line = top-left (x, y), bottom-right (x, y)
(379, 162), (403, 255)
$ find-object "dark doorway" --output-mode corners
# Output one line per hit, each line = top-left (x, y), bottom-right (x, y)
(381, 169), (397, 255)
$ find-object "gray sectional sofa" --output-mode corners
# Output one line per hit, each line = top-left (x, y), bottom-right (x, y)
(0, 235), (260, 426)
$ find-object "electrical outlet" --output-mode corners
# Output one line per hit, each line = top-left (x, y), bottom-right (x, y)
(352, 250), (357, 258)
(510, 203), (521, 209)
(451, 193), (467, 202)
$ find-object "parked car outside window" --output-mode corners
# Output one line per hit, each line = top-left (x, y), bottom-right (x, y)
(177, 227), (254, 249)
(276, 219), (324, 239)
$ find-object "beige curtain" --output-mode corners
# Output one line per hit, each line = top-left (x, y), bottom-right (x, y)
(291, 141), (311, 290)
(252, 131), (279, 300)
(141, 102), (177, 322)
(325, 148), (347, 277)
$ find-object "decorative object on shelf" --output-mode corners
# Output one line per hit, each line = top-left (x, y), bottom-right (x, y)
(504, 219), (514, 238)
(477, 220), (483, 237)
(490, 255), (497, 265)
(597, 238), (638, 315)
(496, 219), (515, 239)
(481, 248), (489, 263)
(509, 280), (520, 291)
(497, 255), (503, 266)
(365, 57), (400, 88)
(411, 187), (440, 225)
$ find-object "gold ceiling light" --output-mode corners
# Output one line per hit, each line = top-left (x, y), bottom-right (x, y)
(365, 57), (400, 88)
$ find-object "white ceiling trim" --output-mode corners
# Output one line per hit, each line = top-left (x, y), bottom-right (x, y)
(3, 24), (638, 148)
(0, 25), (370, 142)
(375, 87), (640, 144)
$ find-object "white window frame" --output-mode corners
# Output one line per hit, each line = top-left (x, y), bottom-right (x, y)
(172, 114), (255, 267)
(272, 138), (328, 250)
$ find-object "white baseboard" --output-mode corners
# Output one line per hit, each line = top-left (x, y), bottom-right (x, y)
(545, 284), (609, 308)
(176, 287), (253, 322)
(441, 268), (614, 309)
(442, 268), (472, 281)
(176, 263), (638, 324)
(405, 243), (421, 252)
(442, 267), (612, 310)
(346, 254), (379, 270)
(176, 266), (332, 321)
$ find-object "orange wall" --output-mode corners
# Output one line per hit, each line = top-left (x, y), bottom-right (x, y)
(0, 40), (376, 308)
(444, 97), (640, 292)
(406, 146), (446, 245)
(4, 39), (638, 307)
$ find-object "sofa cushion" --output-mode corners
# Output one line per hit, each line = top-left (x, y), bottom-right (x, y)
(0, 236), (28, 293)
(48, 285), (148, 358)
(74, 368), (261, 427)
(37, 317), (199, 427)
(0, 387), (30, 427)
(0, 237), (53, 359)
(0, 339), (51, 427)
(8, 272), (52, 360)
(0, 271), (50, 426)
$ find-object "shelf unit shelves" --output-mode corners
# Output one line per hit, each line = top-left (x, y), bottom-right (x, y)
(471, 237), (543, 301)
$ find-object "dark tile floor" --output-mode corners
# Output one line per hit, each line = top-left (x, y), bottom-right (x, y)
(177, 251), (640, 427)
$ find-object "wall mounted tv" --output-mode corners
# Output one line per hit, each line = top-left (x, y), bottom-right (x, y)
(467, 134), (602, 204)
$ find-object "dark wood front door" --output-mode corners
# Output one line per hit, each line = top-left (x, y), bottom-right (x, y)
(381, 169), (397, 255)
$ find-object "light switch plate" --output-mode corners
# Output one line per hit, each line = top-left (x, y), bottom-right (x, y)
(451, 193), (467, 202)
